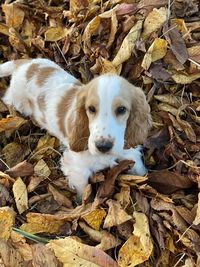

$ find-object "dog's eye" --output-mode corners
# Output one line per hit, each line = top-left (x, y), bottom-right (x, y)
(116, 106), (127, 115)
(88, 105), (96, 114)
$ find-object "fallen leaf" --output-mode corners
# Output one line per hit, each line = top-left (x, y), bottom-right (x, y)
(79, 221), (121, 251)
(0, 184), (13, 206)
(27, 175), (46, 192)
(172, 71), (200, 84)
(114, 186), (130, 209)
(48, 184), (72, 208)
(32, 243), (60, 267)
(20, 213), (66, 234)
(103, 199), (132, 228)
(2, 3), (25, 28)
(47, 237), (119, 267)
(45, 27), (69, 42)
(34, 159), (51, 177)
(142, 7), (167, 39)
(193, 192), (200, 225)
(118, 174), (148, 186)
(0, 240), (25, 266)
(118, 212), (153, 267)
(10, 231), (32, 261)
(188, 45), (200, 64)
(112, 20), (143, 67)
(0, 207), (15, 240)
(142, 38), (168, 70)
(5, 160), (34, 178)
(148, 170), (193, 194)
(82, 209), (106, 230)
(96, 160), (133, 201)
(176, 105), (196, 143)
(0, 116), (26, 133)
(163, 22), (188, 64)
(13, 177), (28, 214)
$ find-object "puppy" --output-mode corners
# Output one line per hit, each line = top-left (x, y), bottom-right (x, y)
(1, 58), (152, 195)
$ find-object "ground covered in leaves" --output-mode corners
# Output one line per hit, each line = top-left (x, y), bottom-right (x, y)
(0, 0), (200, 266)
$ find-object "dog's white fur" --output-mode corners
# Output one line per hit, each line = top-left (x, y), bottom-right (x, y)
(1, 58), (152, 195)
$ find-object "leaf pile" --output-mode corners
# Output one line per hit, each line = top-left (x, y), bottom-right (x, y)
(0, 0), (200, 266)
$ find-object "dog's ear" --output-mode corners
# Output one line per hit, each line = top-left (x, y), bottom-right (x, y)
(68, 87), (89, 152)
(125, 86), (152, 148)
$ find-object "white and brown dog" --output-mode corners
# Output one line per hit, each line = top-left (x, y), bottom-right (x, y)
(1, 58), (152, 195)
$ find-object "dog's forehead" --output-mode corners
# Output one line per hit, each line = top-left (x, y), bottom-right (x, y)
(96, 75), (122, 99)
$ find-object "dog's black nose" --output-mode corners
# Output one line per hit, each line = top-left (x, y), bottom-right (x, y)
(95, 140), (113, 153)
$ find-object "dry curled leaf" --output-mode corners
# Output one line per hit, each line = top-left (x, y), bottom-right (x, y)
(12, 177), (28, 214)
(47, 237), (119, 267)
(118, 212), (153, 267)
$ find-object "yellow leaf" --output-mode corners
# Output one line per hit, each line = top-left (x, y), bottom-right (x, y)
(0, 22), (9, 36)
(45, 27), (68, 42)
(34, 159), (51, 177)
(47, 237), (118, 267)
(142, 7), (167, 39)
(142, 38), (168, 70)
(103, 199), (132, 228)
(13, 177), (28, 214)
(2, 3), (25, 28)
(0, 116), (26, 133)
(20, 213), (65, 234)
(82, 209), (106, 230)
(0, 207), (15, 240)
(172, 71), (200, 84)
(118, 212), (153, 267)
(32, 134), (56, 160)
(114, 186), (130, 208)
(112, 20), (143, 67)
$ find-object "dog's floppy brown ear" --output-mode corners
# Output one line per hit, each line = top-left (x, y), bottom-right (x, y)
(68, 87), (89, 152)
(125, 86), (152, 148)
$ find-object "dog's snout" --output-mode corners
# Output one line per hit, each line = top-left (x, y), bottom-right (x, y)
(95, 139), (113, 153)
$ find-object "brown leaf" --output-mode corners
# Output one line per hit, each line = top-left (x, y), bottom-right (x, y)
(163, 22), (188, 64)
(0, 116), (26, 133)
(2, 142), (30, 168)
(0, 184), (13, 206)
(32, 244), (60, 267)
(96, 160), (133, 201)
(79, 221), (121, 251)
(5, 161), (34, 178)
(0, 240), (25, 266)
(148, 170), (193, 194)
(103, 199), (132, 228)
(48, 184), (73, 208)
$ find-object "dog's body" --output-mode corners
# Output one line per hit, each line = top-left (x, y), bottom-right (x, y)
(1, 58), (152, 195)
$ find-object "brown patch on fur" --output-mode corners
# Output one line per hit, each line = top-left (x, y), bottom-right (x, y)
(26, 63), (40, 81)
(57, 87), (78, 138)
(36, 67), (57, 87)
(37, 94), (46, 124)
(27, 98), (34, 111)
(67, 86), (90, 152)
(14, 59), (29, 68)
(124, 83), (152, 148)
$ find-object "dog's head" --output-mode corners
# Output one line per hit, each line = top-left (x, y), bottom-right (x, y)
(68, 74), (152, 156)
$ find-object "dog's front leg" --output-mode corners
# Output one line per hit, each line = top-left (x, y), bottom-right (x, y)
(61, 150), (117, 196)
(119, 146), (147, 176)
